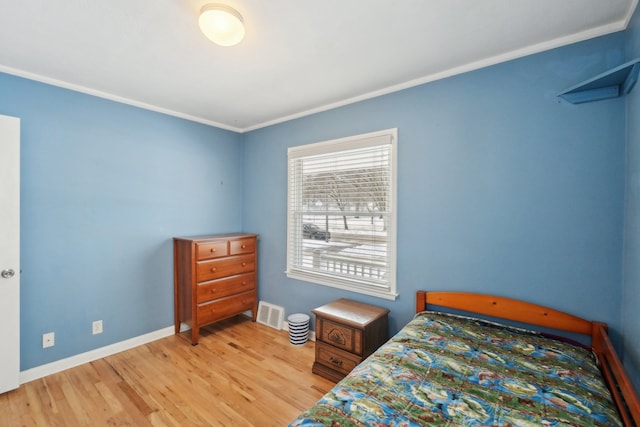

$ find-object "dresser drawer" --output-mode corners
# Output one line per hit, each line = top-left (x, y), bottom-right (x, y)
(229, 237), (255, 255)
(315, 342), (362, 376)
(196, 254), (255, 282)
(197, 290), (256, 325)
(196, 273), (255, 303)
(317, 318), (363, 355)
(196, 241), (228, 260)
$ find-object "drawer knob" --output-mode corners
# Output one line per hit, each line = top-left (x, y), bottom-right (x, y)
(329, 357), (343, 367)
(241, 244), (246, 249)
(210, 267), (217, 272)
(211, 288), (217, 293)
(241, 281), (246, 285)
(210, 248), (216, 253)
(241, 262), (246, 267)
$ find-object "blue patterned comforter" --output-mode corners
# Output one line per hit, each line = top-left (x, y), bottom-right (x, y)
(290, 311), (622, 426)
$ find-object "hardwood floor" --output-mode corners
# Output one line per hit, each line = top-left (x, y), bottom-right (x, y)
(0, 316), (335, 426)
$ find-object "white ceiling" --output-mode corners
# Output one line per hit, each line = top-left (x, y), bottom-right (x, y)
(0, 0), (637, 132)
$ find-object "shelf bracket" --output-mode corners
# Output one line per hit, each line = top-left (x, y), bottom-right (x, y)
(622, 63), (640, 95)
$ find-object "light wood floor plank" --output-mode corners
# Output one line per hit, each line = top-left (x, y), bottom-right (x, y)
(0, 316), (333, 426)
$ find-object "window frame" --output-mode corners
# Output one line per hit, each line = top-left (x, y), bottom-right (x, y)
(286, 128), (398, 300)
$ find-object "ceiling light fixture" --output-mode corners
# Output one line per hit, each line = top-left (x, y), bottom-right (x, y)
(198, 4), (245, 47)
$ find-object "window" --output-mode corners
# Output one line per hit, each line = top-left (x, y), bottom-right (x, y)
(286, 129), (397, 300)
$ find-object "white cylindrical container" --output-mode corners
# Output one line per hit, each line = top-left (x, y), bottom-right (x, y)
(288, 313), (310, 345)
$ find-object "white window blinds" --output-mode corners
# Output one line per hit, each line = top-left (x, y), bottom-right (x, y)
(286, 129), (397, 300)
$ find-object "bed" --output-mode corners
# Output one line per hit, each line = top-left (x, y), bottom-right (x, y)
(290, 291), (640, 426)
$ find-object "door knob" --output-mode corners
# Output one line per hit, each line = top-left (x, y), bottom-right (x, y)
(1, 269), (15, 279)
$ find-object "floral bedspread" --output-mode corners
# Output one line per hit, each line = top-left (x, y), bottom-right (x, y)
(290, 311), (622, 426)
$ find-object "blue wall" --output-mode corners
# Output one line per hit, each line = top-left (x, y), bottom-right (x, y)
(0, 16), (636, 393)
(0, 73), (244, 370)
(623, 4), (640, 392)
(243, 34), (627, 345)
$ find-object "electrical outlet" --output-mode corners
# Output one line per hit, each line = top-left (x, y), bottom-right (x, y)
(42, 332), (54, 348)
(92, 320), (103, 335)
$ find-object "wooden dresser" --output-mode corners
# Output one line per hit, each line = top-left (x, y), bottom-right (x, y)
(312, 299), (389, 382)
(173, 233), (258, 345)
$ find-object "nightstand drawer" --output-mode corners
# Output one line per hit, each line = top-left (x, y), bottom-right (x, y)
(317, 318), (363, 355)
(196, 273), (255, 303)
(315, 342), (362, 376)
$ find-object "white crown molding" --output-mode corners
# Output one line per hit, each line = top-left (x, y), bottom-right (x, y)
(624, 0), (640, 27)
(1, 5), (635, 135)
(243, 19), (631, 133)
(0, 64), (243, 133)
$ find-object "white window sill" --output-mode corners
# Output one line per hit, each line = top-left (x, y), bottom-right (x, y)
(286, 270), (398, 301)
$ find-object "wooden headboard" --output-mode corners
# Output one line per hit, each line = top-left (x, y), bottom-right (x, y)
(416, 291), (640, 426)
(416, 290), (601, 336)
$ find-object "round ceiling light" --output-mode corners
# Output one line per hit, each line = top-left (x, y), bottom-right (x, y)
(198, 4), (245, 47)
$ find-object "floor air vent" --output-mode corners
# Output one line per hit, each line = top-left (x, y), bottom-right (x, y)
(256, 301), (284, 330)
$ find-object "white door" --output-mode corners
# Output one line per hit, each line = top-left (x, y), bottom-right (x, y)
(0, 115), (20, 394)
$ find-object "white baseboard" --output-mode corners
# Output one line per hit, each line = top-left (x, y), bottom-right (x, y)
(20, 318), (315, 384)
(20, 326), (175, 384)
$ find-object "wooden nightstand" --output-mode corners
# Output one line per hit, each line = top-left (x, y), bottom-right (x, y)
(312, 299), (389, 382)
